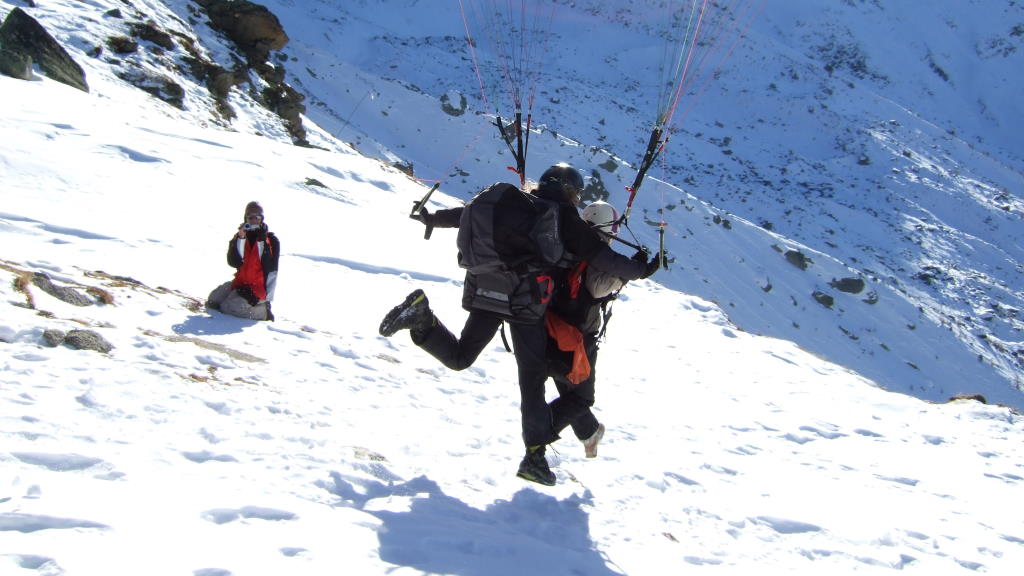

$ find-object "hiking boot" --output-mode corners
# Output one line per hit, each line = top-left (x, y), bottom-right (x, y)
(379, 289), (433, 337)
(516, 445), (556, 486)
(582, 423), (605, 459)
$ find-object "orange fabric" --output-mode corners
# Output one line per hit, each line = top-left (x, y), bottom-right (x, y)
(231, 240), (267, 299)
(568, 261), (587, 299)
(545, 311), (591, 385)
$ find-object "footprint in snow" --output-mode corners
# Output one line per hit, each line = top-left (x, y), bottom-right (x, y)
(201, 506), (297, 525)
(181, 450), (238, 464)
(752, 515), (822, 534)
(5, 554), (62, 572)
(798, 425), (847, 439)
(12, 452), (106, 472)
(193, 568), (232, 576)
(330, 344), (358, 359)
(0, 512), (108, 533)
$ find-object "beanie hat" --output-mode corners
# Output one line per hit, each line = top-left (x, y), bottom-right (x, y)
(244, 201), (264, 219)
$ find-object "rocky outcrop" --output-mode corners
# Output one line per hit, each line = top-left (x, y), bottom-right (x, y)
(199, 0), (288, 65)
(0, 7), (88, 92)
(196, 0), (307, 145)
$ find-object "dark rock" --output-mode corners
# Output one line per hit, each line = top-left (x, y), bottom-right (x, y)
(262, 80), (307, 143)
(31, 273), (92, 307)
(107, 35), (139, 54)
(42, 329), (66, 347)
(196, 1), (306, 143)
(812, 291), (834, 308)
(200, 0), (288, 64)
(64, 329), (113, 354)
(830, 277), (866, 294)
(0, 46), (32, 79)
(948, 393), (986, 404)
(785, 250), (810, 270)
(130, 21), (175, 51)
(0, 7), (88, 92)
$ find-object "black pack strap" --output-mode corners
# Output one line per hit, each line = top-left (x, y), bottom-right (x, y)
(596, 290), (620, 343)
(499, 320), (512, 352)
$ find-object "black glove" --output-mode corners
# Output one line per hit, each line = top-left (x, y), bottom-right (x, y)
(235, 285), (260, 306)
(411, 209), (434, 227)
(631, 248), (648, 263)
(412, 209), (436, 239)
(641, 252), (662, 279)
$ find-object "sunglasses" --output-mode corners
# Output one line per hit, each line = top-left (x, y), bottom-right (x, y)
(246, 213), (263, 221)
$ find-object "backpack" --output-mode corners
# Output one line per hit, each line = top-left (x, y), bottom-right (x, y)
(456, 182), (566, 323)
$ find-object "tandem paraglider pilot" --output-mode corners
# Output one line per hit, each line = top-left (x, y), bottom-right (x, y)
(206, 201), (280, 321)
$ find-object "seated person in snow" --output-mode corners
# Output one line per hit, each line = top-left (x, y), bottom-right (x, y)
(206, 201), (279, 321)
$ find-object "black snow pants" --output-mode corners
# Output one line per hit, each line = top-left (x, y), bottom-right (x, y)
(415, 312), (558, 448)
(547, 333), (601, 441)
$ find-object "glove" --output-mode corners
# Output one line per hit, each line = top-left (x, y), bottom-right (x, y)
(641, 252), (662, 279)
(411, 209), (434, 227)
(235, 285), (260, 306)
(412, 208), (436, 239)
(631, 248), (648, 263)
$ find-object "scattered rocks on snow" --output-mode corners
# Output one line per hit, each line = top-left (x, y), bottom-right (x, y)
(830, 277), (866, 294)
(812, 291), (834, 308)
(63, 329), (114, 354)
(31, 273), (93, 307)
(42, 328), (66, 347)
(785, 250), (810, 270)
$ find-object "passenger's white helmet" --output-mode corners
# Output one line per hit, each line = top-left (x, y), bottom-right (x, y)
(582, 201), (620, 236)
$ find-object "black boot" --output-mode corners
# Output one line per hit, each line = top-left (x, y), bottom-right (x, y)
(379, 289), (434, 337)
(516, 445), (556, 486)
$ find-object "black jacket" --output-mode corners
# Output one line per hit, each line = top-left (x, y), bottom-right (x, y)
(227, 225), (280, 287)
(432, 188), (646, 282)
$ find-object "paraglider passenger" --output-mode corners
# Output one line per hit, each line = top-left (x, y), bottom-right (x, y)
(545, 200), (636, 460)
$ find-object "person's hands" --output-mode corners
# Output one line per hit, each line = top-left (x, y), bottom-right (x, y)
(237, 224), (246, 239)
(641, 252), (662, 279)
(631, 248), (648, 263)
(236, 285), (259, 306)
(411, 209), (434, 227)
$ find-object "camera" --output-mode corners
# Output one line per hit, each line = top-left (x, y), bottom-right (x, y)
(243, 222), (260, 231)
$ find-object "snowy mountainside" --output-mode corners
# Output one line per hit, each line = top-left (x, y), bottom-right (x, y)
(3, 3), (1024, 574)
(258, 0), (1024, 404)
(3, 74), (1024, 572)
(2, 0), (1022, 407)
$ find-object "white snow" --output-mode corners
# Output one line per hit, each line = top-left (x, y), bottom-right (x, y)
(1, 1), (1023, 575)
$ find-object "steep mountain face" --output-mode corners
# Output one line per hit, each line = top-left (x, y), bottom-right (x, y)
(3, 0), (1022, 407)
(0, 0), (328, 146)
(259, 0), (1024, 405)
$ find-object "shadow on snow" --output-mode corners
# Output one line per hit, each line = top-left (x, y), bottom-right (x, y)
(319, 472), (622, 576)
